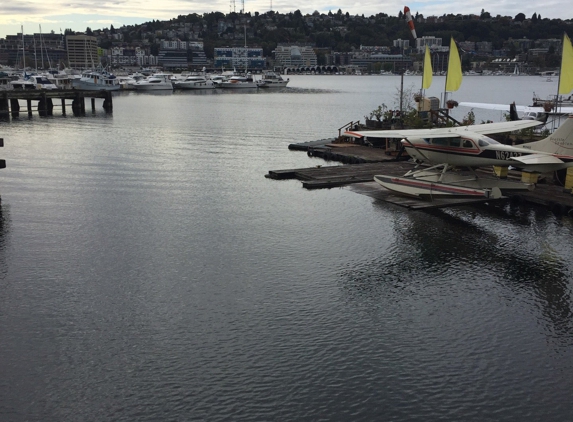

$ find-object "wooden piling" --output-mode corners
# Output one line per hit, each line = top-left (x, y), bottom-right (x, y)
(103, 91), (113, 113)
(9, 98), (19, 118)
(91, 98), (96, 113)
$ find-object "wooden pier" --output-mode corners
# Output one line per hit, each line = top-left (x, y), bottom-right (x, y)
(0, 89), (113, 118)
(268, 143), (573, 213)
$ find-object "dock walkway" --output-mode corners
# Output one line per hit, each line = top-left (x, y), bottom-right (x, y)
(0, 89), (113, 118)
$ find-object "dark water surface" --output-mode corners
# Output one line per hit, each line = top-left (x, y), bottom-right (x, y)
(1, 76), (572, 421)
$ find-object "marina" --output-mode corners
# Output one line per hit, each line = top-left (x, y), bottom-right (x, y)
(1, 75), (573, 422)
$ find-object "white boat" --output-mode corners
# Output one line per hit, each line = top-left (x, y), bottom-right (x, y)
(45, 71), (76, 90)
(256, 71), (289, 88)
(10, 74), (58, 90)
(209, 74), (227, 86)
(72, 69), (121, 91)
(173, 74), (216, 89)
(133, 73), (174, 91)
(219, 73), (258, 89)
(116, 73), (145, 90)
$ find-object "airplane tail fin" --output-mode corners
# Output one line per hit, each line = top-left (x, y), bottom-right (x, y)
(509, 102), (519, 121)
(525, 115), (573, 155)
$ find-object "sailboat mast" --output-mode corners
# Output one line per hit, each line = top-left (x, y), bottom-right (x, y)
(21, 25), (25, 70)
(33, 36), (38, 70)
(40, 25), (45, 69)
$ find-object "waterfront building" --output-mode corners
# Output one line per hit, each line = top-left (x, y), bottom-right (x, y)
(189, 43), (208, 67)
(0, 32), (66, 68)
(157, 49), (188, 70)
(66, 35), (98, 69)
(214, 47), (265, 69)
(416, 36), (443, 53)
(393, 39), (410, 49)
(273, 45), (317, 67)
(349, 53), (413, 73)
(109, 47), (139, 67)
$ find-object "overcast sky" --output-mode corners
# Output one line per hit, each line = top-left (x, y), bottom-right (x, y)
(0, 0), (569, 38)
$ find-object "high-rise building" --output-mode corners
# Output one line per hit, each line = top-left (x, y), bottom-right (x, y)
(66, 35), (98, 68)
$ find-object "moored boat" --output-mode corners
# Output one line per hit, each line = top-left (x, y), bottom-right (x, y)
(256, 71), (289, 88)
(219, 73), (258, 89)
(72, 69), (121, 91)
(173, 74), (216, 89)
(10, 74), (58, 90)
(133, 73), (174, 91)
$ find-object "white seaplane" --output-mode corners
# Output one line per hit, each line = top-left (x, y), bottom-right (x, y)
(344, 115), (573, 200)
(459, 101), (573, 121)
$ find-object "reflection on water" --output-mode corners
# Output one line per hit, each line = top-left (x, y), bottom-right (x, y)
(342, 202), (573, 340)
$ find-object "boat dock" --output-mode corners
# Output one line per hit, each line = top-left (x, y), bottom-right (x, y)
(268, 142), (573, 214)
(0, 90), (113, 118)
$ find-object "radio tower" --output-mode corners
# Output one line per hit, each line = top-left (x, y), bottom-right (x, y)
(241, 0), (244, 13)
(230, 0), (235, 13)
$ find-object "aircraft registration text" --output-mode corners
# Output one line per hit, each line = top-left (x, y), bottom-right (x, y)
(495, 151), (523, 160)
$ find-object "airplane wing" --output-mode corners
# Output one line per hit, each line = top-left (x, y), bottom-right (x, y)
(449, 119), (543, 134)
(344, 119), (542, 139)
(459, 102), (530, 112)
(459, 102), (573, 115)
(510, 154), (565, 165)
(344, 129), (462, 139)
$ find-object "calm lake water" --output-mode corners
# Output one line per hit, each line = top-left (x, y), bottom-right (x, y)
(1, 75), (572, 421)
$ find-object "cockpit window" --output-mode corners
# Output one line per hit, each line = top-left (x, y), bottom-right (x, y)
(427, 137), (463, 146)
(478, 139), (489, 147)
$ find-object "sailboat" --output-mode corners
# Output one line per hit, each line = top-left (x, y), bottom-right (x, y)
(9, 26), (57, 90)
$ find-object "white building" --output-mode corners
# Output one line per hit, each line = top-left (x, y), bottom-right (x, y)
(416, 36), (443, 53)
(393, 39), (410, 49)
(273, 45), (317, 67)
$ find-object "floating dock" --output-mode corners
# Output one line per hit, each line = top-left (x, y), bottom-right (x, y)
(0, 89), (113, 118)
(269, 142), (573, 214)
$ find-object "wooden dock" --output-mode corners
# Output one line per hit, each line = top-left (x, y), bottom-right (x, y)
(267, 155), (573, 213)
(0, 89), (113, 118)
(289, 138), (402, 164)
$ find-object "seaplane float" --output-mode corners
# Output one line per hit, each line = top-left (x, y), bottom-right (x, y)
(344, 116), (573, 200)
